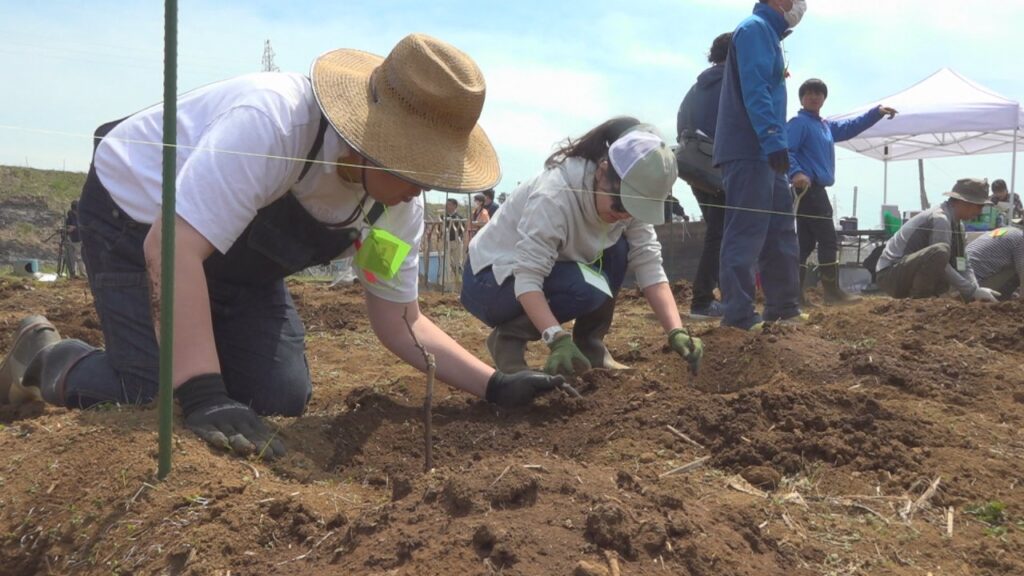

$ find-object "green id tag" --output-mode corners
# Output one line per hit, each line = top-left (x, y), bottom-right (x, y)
(355, 228), (412, 280)
(578, 262), (612, 297)
(956, 256), (967, 273)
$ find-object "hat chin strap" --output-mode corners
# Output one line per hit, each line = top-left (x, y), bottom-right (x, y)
(337, 151), (364, 184)
(368, 68), (382, 104)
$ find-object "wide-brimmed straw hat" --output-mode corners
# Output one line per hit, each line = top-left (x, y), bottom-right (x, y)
(943, 178), (991, 205)
(311, 34), (500, 193)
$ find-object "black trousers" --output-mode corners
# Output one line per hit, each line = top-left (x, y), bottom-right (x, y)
(690, 186), (725, 308)
(797, 185), (838, 266)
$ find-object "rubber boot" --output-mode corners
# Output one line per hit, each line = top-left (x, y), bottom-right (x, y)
(798, 265), (818, 309)
(572, 298), (629, 370)
(820, 262), (861, 306)
(21, 339), (98, 406)
(0, 316), (61, 405)
(486, 315), (540, 374)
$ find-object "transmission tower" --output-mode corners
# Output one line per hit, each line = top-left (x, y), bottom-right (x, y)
(261, 39), (279, 72)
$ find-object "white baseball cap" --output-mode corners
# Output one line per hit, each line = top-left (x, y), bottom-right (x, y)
(609, 127), (678, 225)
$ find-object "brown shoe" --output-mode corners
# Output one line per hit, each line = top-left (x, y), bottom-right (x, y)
(0, 316), (61, 404)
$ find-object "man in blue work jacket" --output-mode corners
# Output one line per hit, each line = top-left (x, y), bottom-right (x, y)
(788, 78), (897, 305)
(713, 0), (807, 331)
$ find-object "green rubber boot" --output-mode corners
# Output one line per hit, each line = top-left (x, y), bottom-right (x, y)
(486, 315), (541, 374)
(572, 298), (629, 370)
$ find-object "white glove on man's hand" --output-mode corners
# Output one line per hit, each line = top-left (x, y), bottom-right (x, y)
(973, 287), (1001, 302)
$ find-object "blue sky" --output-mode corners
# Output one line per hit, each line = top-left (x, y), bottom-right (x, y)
(2, 0), (1023, 226)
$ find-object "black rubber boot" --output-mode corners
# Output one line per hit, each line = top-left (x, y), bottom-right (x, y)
(820, 262), (861, 306)
(486, 315), (541, 374)
(799, 265), (818, 309)
(21, 339), (99, 407)
(572, 298), (629, 370)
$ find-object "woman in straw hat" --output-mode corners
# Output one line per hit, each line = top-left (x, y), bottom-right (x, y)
(460, 117), (705, 378)
(0, 34), (564, 459)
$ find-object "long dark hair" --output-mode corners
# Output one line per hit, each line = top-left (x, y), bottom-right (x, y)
(544, 116), (641, 170)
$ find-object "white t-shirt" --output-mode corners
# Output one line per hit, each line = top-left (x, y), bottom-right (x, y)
(93, 72), (423, 303)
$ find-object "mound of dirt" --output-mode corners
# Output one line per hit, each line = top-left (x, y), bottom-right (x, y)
(0, 278), (1022, 575)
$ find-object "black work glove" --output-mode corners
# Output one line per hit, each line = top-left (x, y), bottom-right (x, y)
(175, 374), (286, 460)
(768, 149), (790, 174)
(485, 370), (564, 408)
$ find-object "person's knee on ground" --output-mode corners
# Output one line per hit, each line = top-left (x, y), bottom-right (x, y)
(225, 359), (312, 418)
(909, 244), (951, 298)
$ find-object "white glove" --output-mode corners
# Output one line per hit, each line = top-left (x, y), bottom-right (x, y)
(972, 287), (1001, 302)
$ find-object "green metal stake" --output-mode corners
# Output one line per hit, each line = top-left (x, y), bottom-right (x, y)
(158, 0), (178, 480)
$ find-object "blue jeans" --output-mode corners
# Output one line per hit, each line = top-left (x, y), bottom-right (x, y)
(67, 167), (312, 415)
(719, 160), (801, 328)
(461, 237), (628, 327)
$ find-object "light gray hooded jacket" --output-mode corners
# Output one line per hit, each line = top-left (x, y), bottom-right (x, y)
(468, 157), (668, 297)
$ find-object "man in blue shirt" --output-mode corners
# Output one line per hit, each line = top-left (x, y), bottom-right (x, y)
(713, 0), (807, 331)
(787, 78), (896, 305)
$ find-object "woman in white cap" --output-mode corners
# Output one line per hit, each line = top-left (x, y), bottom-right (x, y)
(0, 34), (563, 459)
(461, 117), (705, 377)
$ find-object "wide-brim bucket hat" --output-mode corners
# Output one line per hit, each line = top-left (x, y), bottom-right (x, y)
(943, 177), (991, 205)
(311, 33), (500, 193)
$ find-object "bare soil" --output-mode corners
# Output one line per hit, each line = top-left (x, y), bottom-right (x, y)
(0, 278), (1021, 575)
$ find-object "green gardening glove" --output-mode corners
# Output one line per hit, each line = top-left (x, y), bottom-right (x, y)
(544, 335), (592, 377)
(668, 328), (704, 376)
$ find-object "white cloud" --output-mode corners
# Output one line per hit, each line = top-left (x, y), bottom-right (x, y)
(623, 47), (696, 70)
(485, 65), (613, 120)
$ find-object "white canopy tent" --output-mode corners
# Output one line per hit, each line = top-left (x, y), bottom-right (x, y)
(830, 68), (1024, 206)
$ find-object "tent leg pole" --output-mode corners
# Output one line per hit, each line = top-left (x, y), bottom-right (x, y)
(883, 160), (889, 205)
(1012, 128), (1019, 223)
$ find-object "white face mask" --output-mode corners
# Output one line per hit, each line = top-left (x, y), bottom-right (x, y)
(784, 0), (807, 28)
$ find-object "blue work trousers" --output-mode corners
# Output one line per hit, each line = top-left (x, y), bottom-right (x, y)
(460, 238), (628, 327)
(719, 160), (801, 328)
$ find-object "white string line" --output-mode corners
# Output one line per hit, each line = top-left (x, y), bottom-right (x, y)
(0, 46), (242, 76)
(0, 123), (997, 233)
(556, 184), (991, 234)
(0, 34), (254, 68)
(0, 124), (452, 180)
